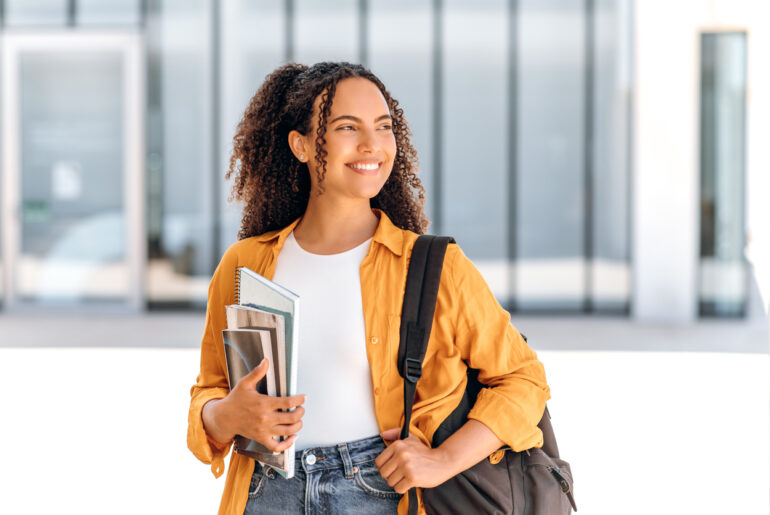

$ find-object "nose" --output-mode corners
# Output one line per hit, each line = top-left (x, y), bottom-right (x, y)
(357, 126), (378, 154)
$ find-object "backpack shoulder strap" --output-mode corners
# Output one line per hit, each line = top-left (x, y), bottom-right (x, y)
(397, 234), (454, 440)
(397, 234), (454, 515)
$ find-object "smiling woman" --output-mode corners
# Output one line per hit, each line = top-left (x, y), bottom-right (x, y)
(224, 62), (428, 245)
(187, 62), (550, 515)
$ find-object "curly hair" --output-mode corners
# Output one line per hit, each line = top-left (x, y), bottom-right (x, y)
(226, 61), (430, 239)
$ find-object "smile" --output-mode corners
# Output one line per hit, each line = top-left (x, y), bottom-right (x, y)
(346, 160), (382, 175)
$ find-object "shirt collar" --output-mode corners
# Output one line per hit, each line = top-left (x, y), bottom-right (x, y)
(251, 208), (404, 257)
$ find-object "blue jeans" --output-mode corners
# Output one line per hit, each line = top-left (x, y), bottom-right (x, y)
(244, 435), (402, 514)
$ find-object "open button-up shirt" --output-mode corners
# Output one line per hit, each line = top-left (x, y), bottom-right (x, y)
(187, 208), (550, 515)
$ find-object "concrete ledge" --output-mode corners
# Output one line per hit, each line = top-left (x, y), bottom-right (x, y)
(0, 312), (766, 354)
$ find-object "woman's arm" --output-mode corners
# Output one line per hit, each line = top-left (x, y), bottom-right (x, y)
(375, 244), (549, 492)
(376, 419), (503, 493)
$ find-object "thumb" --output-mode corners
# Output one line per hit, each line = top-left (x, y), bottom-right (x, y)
(240, 358), (268, 388)
(380, 427), (401, 443)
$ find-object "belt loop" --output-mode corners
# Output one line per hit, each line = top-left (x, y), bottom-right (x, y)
(337, 443), (354, 479)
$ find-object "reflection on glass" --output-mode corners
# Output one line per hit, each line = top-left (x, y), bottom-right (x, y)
(699, 32), (748, 317)
(19, 52), (127, 303)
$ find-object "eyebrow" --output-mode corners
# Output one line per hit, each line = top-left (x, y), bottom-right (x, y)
(329, 114), (392, 124)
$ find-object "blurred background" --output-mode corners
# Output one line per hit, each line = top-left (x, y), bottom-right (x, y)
(0, 1), (767, 514)
(0, 0), (766, 321)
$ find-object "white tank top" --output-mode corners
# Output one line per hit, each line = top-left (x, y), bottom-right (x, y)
(271, 230), (380, 449)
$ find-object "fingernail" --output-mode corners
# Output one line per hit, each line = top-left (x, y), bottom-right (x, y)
(259, 358), (266, 366)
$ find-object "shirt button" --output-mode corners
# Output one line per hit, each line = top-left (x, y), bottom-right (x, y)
(305, 453), (317, 465)
(370, 336), (379, 345)
(374, 387), (380, 395)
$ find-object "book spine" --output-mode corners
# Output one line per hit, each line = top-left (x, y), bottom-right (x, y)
(234, 266), (241, 305)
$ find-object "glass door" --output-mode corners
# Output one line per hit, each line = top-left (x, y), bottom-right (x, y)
(1, 31), (145, 311)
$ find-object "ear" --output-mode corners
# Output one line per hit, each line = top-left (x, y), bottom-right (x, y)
(288, 130), (309, 163)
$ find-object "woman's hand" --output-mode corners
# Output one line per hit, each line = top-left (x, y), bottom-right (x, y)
(376, 419), (505, 494)
(374, 428), (454, 494)
(202, 358), (306, 452)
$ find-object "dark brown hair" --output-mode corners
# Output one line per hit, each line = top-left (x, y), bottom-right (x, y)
(226, 62), (430, 239)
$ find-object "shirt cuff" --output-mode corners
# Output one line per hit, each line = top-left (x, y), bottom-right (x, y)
(187, 386), (232, 477)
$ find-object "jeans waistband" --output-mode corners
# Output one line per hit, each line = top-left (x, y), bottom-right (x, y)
(296, 435), (386, 476)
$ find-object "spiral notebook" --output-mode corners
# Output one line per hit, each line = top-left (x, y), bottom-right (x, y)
(226, 266), (300, 479)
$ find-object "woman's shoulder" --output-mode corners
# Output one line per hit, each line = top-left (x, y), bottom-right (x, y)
(211, 233), (280, 280)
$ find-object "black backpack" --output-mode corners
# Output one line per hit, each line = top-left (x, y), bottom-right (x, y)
(397, 235), (577, 515)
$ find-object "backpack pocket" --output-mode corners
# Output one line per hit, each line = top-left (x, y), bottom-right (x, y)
(522, 447), (577, 514)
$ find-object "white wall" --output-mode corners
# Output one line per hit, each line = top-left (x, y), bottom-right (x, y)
(632, 0), (769, 323)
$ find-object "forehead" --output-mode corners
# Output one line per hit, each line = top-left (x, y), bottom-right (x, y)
(313, 77), (390, 120)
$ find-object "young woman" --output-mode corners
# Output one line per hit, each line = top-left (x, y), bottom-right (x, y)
(187, 62), (550, 515)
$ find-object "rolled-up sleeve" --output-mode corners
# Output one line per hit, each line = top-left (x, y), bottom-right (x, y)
(187, 249), (237, 477)
(448, 245), (551, 452)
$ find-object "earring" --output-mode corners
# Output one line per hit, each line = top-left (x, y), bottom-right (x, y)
(299, 154), (305, 161)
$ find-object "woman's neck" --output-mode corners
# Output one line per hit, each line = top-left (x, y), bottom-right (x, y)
(293, 197), (379, 255)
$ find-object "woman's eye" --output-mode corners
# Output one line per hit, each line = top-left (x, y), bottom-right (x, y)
(379, 124), (393, 131)
(338, 125), (355, 131)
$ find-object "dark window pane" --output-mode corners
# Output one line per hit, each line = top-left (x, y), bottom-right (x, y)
(699, 32), (748, 317)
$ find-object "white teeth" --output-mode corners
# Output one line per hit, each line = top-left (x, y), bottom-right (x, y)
(350, 163), (379, 170)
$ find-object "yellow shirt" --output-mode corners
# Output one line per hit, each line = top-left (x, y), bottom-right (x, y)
(187, 208), (551, 515)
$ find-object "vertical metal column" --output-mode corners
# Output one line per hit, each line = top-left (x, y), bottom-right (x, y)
(583, 0), (595, 313)
(431, 0), (443, 235)
(285, 0), (294, 62)
(211, 0), (222, 266)
(67, 0), (76, 26)
(506, 0), (519, 312)
(358, 0), (368, 65)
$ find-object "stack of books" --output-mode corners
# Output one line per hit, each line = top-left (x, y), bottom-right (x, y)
(222, 266), (300, 479)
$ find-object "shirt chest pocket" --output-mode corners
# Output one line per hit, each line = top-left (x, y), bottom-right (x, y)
(364, 313), (400, 385)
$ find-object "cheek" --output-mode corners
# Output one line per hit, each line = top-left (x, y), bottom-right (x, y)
(386, 135), (397, 159)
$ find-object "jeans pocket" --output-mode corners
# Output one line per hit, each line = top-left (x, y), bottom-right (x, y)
(353, 461), (401, 500)
(248, 464), (268, 500)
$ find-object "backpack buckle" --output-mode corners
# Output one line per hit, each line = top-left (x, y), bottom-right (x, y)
(404, 357), (422, 383)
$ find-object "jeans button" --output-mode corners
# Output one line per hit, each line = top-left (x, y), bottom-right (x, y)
(306, 453), (317, 465)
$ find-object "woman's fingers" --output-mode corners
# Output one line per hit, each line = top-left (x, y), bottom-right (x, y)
(271, 394), (306, 410)
(273, 406), (305, 425)
(272, 421), (302, 437)
(263, 433), (298, 453)
(272, 434), (298, 452)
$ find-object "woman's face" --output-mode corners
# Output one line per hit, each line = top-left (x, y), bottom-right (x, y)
(291, 77), (397, 201)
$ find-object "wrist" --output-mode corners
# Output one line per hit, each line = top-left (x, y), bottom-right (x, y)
(203, 398), (235, 444)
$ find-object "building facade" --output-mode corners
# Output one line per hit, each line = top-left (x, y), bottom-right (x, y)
(0, 0), (766, 324)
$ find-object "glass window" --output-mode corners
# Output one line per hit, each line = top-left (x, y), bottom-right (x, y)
(591, 0), (632, 312)
(18, 51), (127, 304)
(77, 0), (141, 26)
(443, 0), (509, 301)
(294, 0), (358, 64)
(219, 0), (287, 255)
(146, 0), (214, 307)
(516, 0), (586, 310)
(5, 0), (67, 26)
(368, 0), (434, 226)
(699, 32), (748, 317)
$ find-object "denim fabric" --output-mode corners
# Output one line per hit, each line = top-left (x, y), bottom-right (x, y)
(244, 435), (402, 515)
